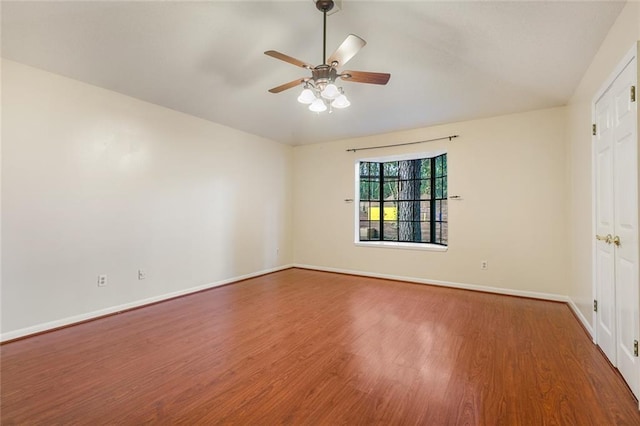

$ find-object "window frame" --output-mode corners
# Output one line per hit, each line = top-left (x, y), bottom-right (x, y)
(354, 150), (448, 252)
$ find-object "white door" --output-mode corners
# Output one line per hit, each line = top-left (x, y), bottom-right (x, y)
(594, 54), (639, 399)
(594, 82), (617, 364)
(611, 58), (639, 398)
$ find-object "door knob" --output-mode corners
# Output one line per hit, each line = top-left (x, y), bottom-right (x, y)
(596, 234), (613, 244)
(613, 235), (621, 246)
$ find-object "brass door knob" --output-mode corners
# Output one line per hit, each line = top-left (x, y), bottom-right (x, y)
(596, 234), (613, 244)
(613, 236), (621, 246)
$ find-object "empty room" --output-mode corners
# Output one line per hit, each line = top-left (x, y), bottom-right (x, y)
(2, 0), (640, 424)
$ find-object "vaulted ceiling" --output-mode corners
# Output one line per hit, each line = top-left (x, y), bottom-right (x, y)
(1, 1), (625, 145)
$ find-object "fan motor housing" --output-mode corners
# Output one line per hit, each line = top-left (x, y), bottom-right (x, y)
(312, 65), (338, 85)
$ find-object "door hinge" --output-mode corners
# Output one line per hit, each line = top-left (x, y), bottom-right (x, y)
(634, 340), (638, 357)
(631, 85), (636, 102)
(592, 124), (597, 136)
(593, 299), (598, 312)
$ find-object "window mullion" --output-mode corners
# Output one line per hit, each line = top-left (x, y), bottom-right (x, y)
(430, 157), (436, 244)
(379, 162), (384, 241)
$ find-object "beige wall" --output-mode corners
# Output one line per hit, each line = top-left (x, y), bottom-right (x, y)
(567, 2), (640, 330)
(293, 107), (569, 297)
(1, 60), (293, 338)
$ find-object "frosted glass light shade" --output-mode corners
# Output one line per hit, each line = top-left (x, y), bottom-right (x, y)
(309, 98), (327, 112)
(332, 94), (350, 109)
(297, 88), (316, 104)
(321, 83), (340, 100)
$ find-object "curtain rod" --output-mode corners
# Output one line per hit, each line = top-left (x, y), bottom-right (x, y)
(346, 134), (459, 152)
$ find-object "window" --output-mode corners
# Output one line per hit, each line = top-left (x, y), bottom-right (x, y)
(357, 152), (447, 247)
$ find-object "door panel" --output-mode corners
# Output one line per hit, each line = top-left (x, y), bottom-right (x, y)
(596, 149), (613, 228)
(596, 245), (616, 361)
(596, 248), (616, 365)
(612, 58), (639, 398)
(595, 87), (617, 364)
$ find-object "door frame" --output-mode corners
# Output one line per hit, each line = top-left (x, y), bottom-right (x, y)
(591, 42), (640, 405)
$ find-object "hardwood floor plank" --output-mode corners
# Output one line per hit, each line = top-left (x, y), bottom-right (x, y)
(2, 268), (639, 424)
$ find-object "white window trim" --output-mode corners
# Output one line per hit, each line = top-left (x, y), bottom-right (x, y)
(355, 241), (448, 252)
(353, 150), (448, 251)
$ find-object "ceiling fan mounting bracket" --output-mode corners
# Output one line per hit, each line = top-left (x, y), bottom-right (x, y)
(315, 0), (334, 13)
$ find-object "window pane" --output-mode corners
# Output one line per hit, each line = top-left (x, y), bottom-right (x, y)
(360, 179), (380, 201)
(420, 179), (431, 199)
(382, 201), (398, 221)
(360, 162), (369, 177)
(359, 220), (371, 240)
(442, 155), (447, 175)
(421, 159), (431, 178)
(398, 181), (408, 200)
(365, 201), (380, 221)
(359, 202), (370, 221)
(383, 179), (398, 200)
(370, 162), (380, 177)
(397, 201), (421, 222)
(398, 221), (422, 242)
(360, 181), (368, 200)
(420, 201), (431, 221)
(440, 200), (448, 222)
(435, 156), (443, 177)
(435, 200), (444, 222)
(370, 221), (381, 240)
(383, 161), (398, 177)
(420, 222), (432, 242)
(399, 180), (421, 200)
(398, 159), (421, 180)
(441, 222), (448, 245)
(359, 221), (380, 240)
(383, 222), (398, 241)
(372, 181), (381, 199)
(435, 177), (443, 198)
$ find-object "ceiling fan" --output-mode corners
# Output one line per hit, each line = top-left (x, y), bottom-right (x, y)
(265, 0), (391, 112)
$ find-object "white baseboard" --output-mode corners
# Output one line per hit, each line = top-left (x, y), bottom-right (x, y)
(568, 297), (595, 341)
(293, 263), (569, 302)
(1, 264), (294, 342)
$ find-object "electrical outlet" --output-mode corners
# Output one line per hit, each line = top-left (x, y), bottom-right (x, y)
(138, 269), (146, 280)
(481, 261), (488, 270)
(97, 274), (108, 287)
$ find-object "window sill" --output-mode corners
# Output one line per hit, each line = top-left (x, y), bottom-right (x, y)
(354, 241), (448, 252)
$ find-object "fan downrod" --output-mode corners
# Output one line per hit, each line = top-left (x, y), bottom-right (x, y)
(315, 0), (334, 13)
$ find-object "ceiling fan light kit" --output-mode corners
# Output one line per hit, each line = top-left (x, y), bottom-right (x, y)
(297, 88), (317, 104)
(332, 92), (350, 109)
(265, 0), (390, 113)
(309, 98), (328, 112)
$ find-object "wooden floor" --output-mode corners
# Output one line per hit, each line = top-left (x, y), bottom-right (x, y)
(2, 268), (639, 425)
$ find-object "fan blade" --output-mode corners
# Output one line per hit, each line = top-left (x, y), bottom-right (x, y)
(264, 50), (313, 69)
(340, 70), (391, 85)
(327, 34), (366, 67)
(268, 78), (308, 94)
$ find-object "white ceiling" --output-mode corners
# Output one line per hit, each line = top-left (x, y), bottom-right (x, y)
(1, 1), (625, 145)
